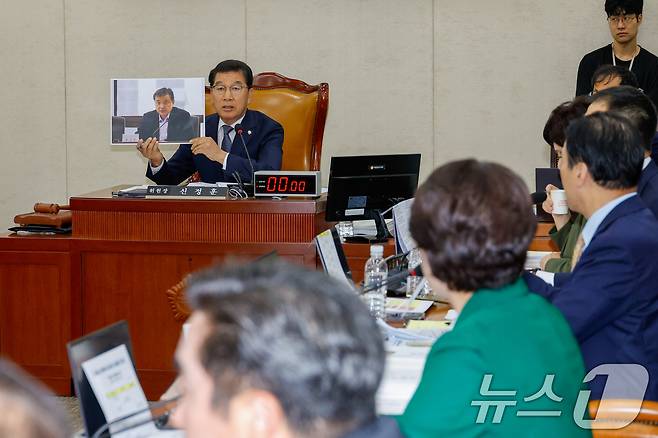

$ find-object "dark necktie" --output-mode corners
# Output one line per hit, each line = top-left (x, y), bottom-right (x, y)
(221, 125), (233, 153)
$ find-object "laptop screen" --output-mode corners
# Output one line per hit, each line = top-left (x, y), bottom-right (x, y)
(67, 321), (135, 437)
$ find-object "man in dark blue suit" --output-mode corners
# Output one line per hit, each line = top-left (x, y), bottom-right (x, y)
(525, 113), (658, 401)
(138, 60), (283, 184)
(588, 86), (658, 218)
(137, 88), (195, 143)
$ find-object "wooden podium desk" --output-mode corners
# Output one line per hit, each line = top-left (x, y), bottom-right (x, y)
(0, 187), (331, 398)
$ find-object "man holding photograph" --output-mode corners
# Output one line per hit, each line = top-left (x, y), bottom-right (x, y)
(138, 60), (284, 184)
(137, 87), (196, 143)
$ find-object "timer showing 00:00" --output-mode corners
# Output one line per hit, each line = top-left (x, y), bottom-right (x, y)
(253, 171), (321, 197)
(265, 176), (306, 192)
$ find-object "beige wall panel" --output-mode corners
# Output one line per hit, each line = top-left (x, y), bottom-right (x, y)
(246, 0), (435, 184)
(0, 2), (67, 230)
(64, 0), (246, 196)
(434, 0), (658, 188)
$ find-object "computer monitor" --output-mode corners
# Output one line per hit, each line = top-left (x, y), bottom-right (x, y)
(325, 154), (421, 242)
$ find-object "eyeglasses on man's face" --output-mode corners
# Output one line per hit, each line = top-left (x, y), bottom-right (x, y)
(211, 84), (248, 96)
(607, 14), (638, 25)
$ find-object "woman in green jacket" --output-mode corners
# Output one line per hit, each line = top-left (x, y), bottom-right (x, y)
(396, 160), (590, 438)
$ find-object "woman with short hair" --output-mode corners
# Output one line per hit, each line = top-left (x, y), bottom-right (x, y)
(396, 160), (590, 438)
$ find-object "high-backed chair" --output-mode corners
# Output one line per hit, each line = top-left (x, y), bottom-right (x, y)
(205, 72), (329, 171)
(588, 399), (658, 437)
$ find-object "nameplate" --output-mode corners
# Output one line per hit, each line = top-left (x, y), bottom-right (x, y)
(146, 185), (228, 198)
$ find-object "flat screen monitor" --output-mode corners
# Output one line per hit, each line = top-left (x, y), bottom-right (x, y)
(325, 154), (421, 239)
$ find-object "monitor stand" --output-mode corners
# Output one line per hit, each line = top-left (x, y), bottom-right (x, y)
(344, 209), (390, 243)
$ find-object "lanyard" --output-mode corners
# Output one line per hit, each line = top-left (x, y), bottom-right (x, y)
(612, 44), (639, 71)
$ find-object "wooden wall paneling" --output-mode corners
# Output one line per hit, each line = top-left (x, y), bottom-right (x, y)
(74, 211), (319, 242)
(528, 222), (559, 252)
(76, 240), (317, 399)
(343, 239), (396, 285)
(0, 248), (72, 395)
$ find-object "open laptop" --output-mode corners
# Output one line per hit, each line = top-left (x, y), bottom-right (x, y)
(67, 321), (133, 437)
(67, 321), (181, 437)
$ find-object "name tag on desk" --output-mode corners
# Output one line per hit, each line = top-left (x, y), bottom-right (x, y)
(146, 185), (228, 199)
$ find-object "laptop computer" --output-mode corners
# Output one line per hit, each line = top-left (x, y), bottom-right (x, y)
(67, 321), (181, 437)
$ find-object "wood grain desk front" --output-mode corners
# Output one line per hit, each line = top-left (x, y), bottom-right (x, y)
(0, 187), (331, 398)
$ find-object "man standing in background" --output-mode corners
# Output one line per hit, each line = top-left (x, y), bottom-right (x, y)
(576, 0), (658, 108)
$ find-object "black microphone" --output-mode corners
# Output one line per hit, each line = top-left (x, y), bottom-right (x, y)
(531, 191), (548, 204)
(148, 118), (169, 139)
(235, 124), (255, 184)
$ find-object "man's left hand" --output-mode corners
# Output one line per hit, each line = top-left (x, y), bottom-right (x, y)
(190, 137), (227, 164)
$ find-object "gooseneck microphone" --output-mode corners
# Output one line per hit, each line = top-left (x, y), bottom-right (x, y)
(149, 118), (169, 139)
(235, 124), (255, 183)
(360, 264), (424, 294)
(530, 191), (548, 204)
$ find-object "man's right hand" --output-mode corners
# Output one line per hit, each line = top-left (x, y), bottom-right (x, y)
(137, 137), (164, 167)
(542, 184), (570, 230)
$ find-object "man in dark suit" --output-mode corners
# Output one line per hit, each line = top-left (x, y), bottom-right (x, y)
(137, 87), (195, 143)
(588, 86), (658, 218)
(172, 260), (404, 438)
(525, 113), (658, 402)
(138, 60), (283, 184)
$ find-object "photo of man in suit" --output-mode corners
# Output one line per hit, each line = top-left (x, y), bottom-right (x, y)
(138, 60), (284, 184)
(524, 112), (658, 401)
(137, 87), (195, 143)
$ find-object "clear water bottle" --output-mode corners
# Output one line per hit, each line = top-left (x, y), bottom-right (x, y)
(405, 248), (424, 298)
(363, 245), (388, 319)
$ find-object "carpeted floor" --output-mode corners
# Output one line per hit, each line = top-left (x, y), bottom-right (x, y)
(54, 397), (84, 432)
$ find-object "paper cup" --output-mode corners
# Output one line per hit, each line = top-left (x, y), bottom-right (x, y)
(551, 189), (569, 215)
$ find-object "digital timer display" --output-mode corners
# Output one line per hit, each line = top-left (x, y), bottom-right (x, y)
(254, 171), (321, 197)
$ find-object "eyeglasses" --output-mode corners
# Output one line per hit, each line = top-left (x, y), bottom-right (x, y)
(211, 84), (248, 96)
(607, 14), (638, 24)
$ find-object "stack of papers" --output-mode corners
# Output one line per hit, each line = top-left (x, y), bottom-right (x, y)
(385, 298), (433, 320)
(525, 251), (552, 270)
(376, 344), (431, 415)
(315, 229), (354, 289)
(352, 219), (394, 237)
(376, 318), (454, 414)
(392, 198), (416, 254)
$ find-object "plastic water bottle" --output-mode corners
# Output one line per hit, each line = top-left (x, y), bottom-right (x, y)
(363, 245), (388, 319)
(405, 248), (424, 298)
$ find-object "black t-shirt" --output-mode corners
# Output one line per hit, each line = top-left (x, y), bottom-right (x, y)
(576, 43), (658, 107)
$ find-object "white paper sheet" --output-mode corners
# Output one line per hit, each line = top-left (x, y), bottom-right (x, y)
(82, 345), (158, 437)
(525, 250), (552, 270)
(315, 229), (354, 289)
(392, 198), (416, 254)
(376, 344), (431, 415)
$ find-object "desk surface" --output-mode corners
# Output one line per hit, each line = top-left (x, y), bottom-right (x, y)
(71, 185), (327, 215)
